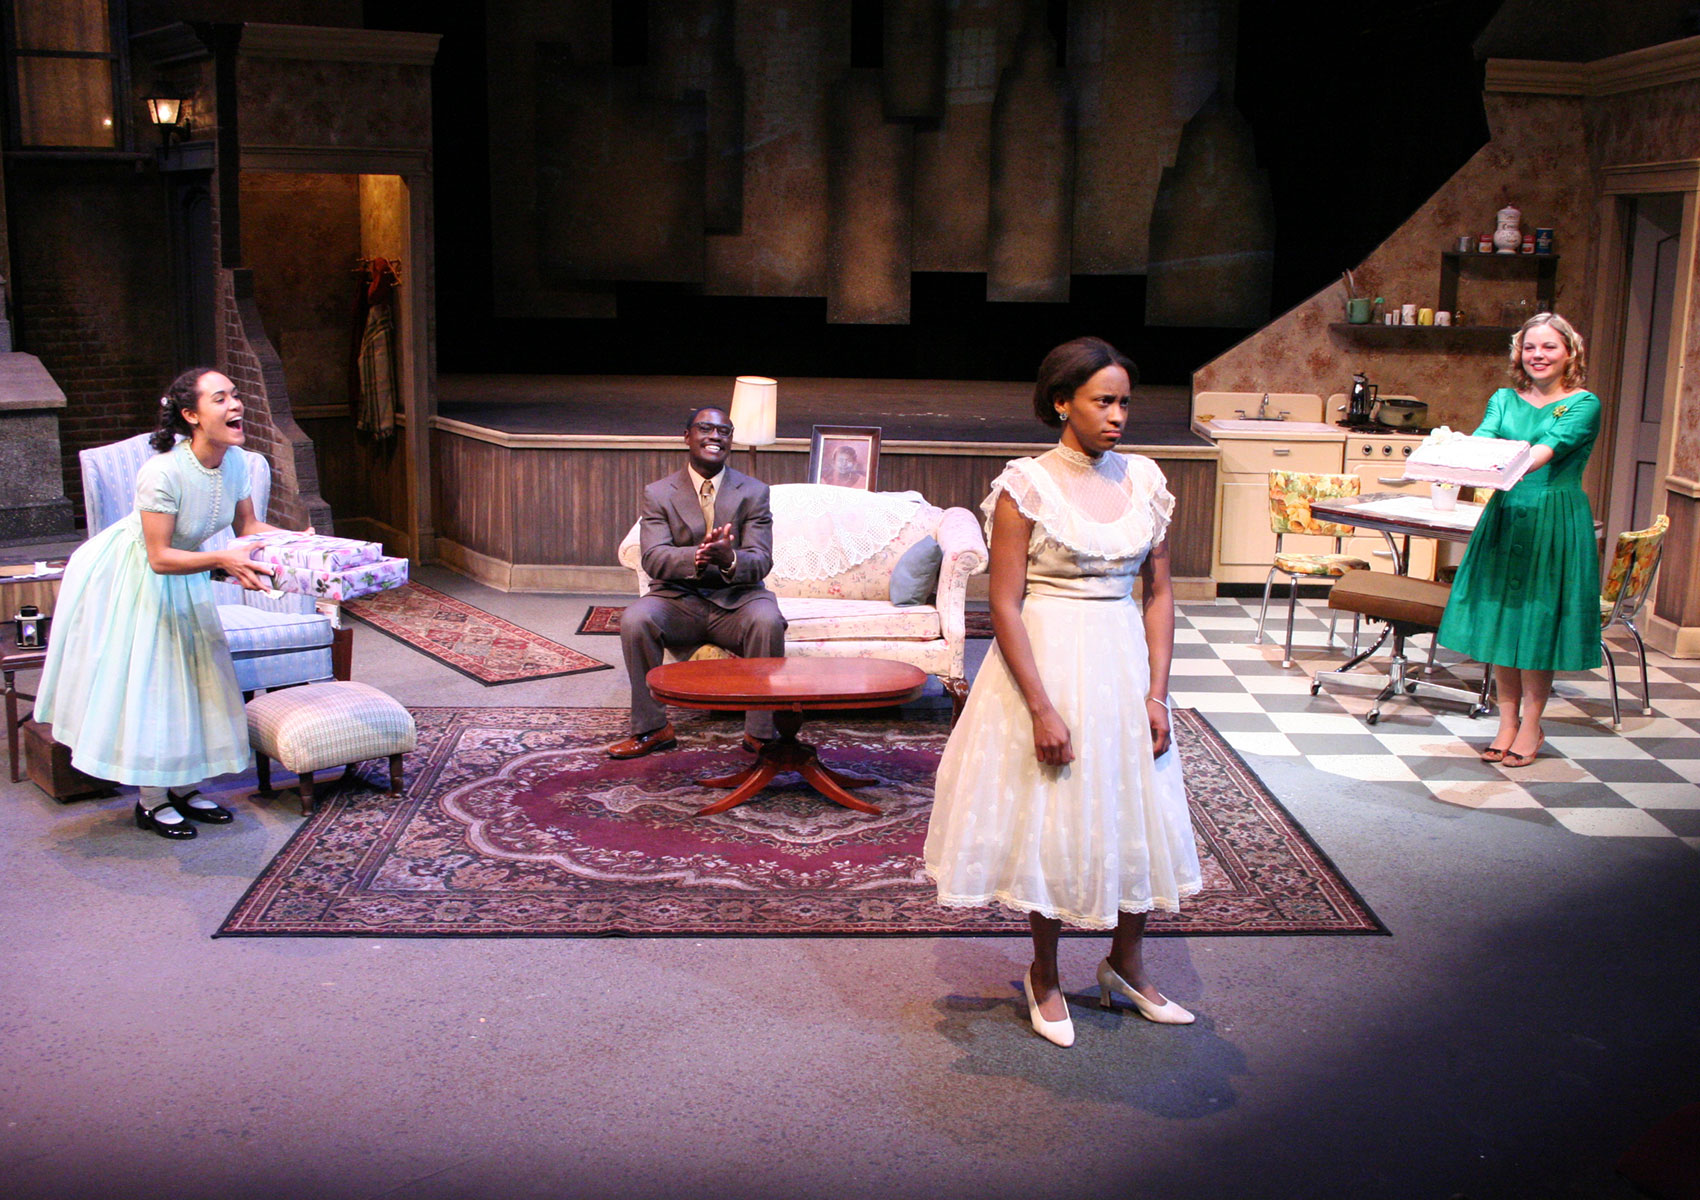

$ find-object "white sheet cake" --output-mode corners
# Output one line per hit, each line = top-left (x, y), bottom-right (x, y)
(1402, 428), (1533, 491)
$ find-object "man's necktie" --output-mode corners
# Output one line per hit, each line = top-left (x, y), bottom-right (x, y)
(699, 478), (716, 535)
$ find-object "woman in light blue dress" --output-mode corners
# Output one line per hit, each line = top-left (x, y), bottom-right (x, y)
(36, 367), (286, 839)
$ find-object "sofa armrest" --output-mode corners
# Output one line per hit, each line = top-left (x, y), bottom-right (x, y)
(617, 521), (651, 594)
(934, 507), (989, 660)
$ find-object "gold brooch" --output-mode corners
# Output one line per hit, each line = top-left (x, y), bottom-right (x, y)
(1552, 405), (1569, 417)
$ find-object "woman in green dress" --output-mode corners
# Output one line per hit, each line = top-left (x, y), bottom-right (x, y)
(1437, 313), (1601, 767)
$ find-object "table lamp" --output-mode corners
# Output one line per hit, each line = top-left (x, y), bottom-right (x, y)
(728, 375), (777, 475)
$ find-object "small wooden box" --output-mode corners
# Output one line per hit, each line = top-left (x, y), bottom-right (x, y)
(23, 720), (116, 801)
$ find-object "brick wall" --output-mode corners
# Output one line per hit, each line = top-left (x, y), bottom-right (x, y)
(16, 280), (171, 527)
(217, 267), (334, 533)
(8, 163), (179, 527)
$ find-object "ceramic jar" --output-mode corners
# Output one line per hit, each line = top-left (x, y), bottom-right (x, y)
(1493, 205), (1522, 254)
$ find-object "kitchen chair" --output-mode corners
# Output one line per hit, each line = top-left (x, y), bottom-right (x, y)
(1600, 515), (1668, 728)
(1256, 471), (1369, 667)
(80, 434), (348, 694)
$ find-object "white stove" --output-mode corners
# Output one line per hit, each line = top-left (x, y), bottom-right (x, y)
(1343, 430), (1438, 577)
(1346, 430), (1426, 474)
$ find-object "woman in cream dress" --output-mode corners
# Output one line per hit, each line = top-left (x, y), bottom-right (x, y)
(924, 337), (1201, 1047)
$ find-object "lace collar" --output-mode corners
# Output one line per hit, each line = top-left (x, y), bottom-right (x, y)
(1050, 442), (1106, 470)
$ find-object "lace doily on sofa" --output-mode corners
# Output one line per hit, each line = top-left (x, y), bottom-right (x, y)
(769, 484), (935, 582)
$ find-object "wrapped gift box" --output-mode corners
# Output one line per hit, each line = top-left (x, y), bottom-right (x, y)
(263, 555), (410, 604)
(231, 531), (384, 573)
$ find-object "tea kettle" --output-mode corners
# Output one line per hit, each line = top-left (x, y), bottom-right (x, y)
(1347, 372), (1379, 423)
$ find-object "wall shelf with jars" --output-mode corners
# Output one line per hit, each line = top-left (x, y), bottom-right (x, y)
(1327, 322), (1522, 349)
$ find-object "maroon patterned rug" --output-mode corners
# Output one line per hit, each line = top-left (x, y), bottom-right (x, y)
(218, 707), (1382, 938)
(578, 604), (995, 638)
(345, 583), (611, 685)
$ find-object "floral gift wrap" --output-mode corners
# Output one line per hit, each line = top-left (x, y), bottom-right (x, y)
(230, 531), (385, 573)
(260, 554), (410, 603)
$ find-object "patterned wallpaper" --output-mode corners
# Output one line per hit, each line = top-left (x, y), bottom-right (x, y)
(1194, 93), (1596, 434)
(1197, 74), (1700, 486)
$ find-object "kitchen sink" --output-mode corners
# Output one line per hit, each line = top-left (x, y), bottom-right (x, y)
(1204, 419), (1342, 434)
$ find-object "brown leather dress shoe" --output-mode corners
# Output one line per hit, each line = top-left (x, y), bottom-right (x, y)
(608, 724), (678, 759)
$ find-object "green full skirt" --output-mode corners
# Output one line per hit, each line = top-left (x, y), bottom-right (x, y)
(1437, 479), (1601, 672)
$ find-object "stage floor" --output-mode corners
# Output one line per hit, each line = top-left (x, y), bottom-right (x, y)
(437, 375), (1200, 446)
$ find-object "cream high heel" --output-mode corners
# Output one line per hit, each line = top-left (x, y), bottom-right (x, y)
(1023, 967), (1074, 1047)
(1096, 960), (1194, 1024)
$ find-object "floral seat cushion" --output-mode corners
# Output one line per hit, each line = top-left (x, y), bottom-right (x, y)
(1273, 552), (1369, 577)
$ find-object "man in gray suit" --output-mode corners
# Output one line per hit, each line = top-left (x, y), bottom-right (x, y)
(608, 405), (787, 758)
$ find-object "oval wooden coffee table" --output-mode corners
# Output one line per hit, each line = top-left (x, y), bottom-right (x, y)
(646, 657), (927, 816)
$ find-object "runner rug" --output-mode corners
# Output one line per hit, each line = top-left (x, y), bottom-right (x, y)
(578, 604), (995, 639)
(344, 583), (611, 685)
(219, 707), (1382, 938)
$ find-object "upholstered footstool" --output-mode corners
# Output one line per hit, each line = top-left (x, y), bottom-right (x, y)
(246, 681), (417, 814)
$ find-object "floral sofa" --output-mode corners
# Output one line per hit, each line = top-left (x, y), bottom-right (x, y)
(618, 483), (989, 720)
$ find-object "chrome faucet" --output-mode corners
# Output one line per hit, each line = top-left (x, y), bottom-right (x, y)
(1231, 396), (1291, 421)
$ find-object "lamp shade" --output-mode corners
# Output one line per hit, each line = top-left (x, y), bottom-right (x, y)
(728, 376), (777, 447)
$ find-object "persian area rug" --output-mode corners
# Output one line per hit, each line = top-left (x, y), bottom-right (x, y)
(218, 707), (1384, 938)
(344, 583), (611, 685)
(577, 604), (995, 639)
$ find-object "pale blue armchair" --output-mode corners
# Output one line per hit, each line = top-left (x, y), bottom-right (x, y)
(79, 434), (348, 693)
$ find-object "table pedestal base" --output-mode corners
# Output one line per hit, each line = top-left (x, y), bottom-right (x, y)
(694, 710), (881, 816)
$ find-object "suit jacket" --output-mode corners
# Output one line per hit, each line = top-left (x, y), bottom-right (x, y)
(638, 466), (776, 610)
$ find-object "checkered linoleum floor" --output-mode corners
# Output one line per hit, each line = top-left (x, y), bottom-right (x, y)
(1170, 598), (1700, 850)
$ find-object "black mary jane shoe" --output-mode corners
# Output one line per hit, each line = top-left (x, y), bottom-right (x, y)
(135, 800), (197, 840)
(169, 788), (232, 824)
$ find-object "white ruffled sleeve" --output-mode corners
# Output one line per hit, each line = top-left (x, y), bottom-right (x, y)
(979, 459), (1047, 543)
(1128, 454), (1175, 547)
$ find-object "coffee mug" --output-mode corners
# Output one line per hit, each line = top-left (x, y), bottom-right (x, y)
(1418, 308), (1435, 326)
(1384, 312), (1399, 326)
(1401, 303), (1417, 325)
(1345, 297), (1373, 324)
(1434, 311), (1452, 327)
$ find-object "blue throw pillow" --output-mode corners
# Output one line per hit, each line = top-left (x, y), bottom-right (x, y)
(890, 536), (943, 606)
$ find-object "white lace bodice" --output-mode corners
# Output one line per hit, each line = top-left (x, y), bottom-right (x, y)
(981, 446), (1175, 600)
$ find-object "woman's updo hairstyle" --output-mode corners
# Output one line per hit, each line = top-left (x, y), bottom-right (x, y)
(1508, 313), (1587, 391)
(1032, 337), (1138, 428)
(149, 366), (217, 453)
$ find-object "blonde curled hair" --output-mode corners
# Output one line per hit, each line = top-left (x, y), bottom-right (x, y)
(1508, 313), (1587, 391)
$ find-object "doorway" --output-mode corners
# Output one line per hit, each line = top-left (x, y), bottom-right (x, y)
(1608, 192), (1682, 540)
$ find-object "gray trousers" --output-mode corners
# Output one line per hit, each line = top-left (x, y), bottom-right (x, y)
(622, 592), (786, 738)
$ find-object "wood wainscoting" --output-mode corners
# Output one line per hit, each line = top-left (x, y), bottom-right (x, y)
(430, 418), (1220, 598)
(1651, 485), (1700, 657)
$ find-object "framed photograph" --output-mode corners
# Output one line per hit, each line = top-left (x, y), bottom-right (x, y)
(807, 425), (881, 490)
